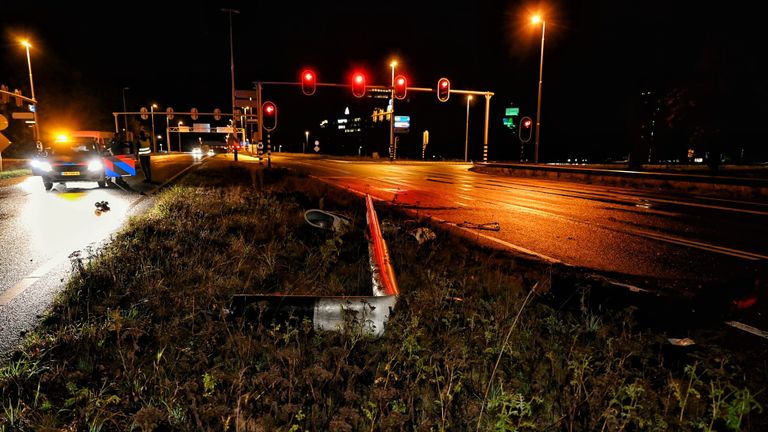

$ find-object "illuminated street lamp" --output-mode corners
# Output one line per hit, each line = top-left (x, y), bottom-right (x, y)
(531, 14), (546, 163)
(20, 40), (39, 142)
(178, 121), (183, 151)
(150, 103), (158, 153)
(304, 130), (309, 153)
(465, 95), (473, 162)
(389, 60), (397, 161)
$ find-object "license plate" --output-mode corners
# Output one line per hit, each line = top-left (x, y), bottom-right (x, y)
(62, 171), (80, 176)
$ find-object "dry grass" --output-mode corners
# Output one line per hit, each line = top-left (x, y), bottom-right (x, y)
(1, 160), (765, 431)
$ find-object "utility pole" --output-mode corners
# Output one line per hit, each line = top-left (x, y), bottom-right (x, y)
(221, 8), (240, 138)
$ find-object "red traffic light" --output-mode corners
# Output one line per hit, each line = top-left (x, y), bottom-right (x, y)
(394, 75), (407, 100)
(351, 72), (366, 98)
(437, 78), (450, 102)
(301, 69), (316, 96)
(262, 101), (277, 131)
(519, 116), (533, 143)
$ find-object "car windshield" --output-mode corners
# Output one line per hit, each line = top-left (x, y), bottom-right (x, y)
(48, 141), (100, 156)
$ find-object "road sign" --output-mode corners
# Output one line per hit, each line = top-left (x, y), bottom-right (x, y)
(190, 107), (199, 120)
(314, 145), (320, 152)
(257, 142), (264, 149)
(166, 107), (174, 120)
(0, 132), (11, 152)
(11, 112), (34, 120)
(140, 107), (149, 120)
(213, 108), (222, 121)
(505, 107), (519, 116)
(235, 98), (258, 108)
(234, 90), (259, 98)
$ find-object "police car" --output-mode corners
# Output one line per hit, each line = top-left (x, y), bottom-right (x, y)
(29, 135), (109, 191)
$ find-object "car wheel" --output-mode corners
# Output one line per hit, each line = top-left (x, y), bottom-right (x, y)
(43, 181), (53, 191)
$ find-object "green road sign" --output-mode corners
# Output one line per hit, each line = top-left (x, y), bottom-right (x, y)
(505, 107), (519, 116)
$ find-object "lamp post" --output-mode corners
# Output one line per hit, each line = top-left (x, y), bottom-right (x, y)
(20, 40), (39, 142)
(178, 121), (183, 152)
(221, 8), (240, 136)
(304, 131), (309, 153)
(389, 60), (397, 161)
(150, 103), (158, 153)
(465, 95), (473, 162)
(122, 87), (130, 137)
(532, 14), (546, 163)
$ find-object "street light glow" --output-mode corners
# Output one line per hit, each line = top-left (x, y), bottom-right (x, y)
(21, 40), (31, 48)
(390, 60), (398, 68)
(531, 14), (542, 24)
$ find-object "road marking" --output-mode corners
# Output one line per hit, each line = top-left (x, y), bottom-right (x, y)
(0, 257), (65, 306)
(0, 278), (37, 306)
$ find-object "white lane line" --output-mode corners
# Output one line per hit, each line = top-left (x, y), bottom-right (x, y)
(0, 278), (38, 306)
(0, 256), (65, 306)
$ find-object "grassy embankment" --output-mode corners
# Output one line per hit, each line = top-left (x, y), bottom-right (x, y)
(0, 160), (765, 431)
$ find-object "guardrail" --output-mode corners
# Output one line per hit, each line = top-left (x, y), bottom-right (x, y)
(473, 163), (768, 200)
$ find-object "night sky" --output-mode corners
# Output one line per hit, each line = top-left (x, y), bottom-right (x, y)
(2, 1), (766, 161)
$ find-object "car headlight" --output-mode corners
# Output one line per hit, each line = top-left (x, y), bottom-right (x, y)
(88, 160), (103, 171)
(31, 160), (53, 172)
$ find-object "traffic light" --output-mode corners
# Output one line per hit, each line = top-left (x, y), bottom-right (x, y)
(0, 85), (8, 104)
(14, 89), (23, 107)
(262, 101), (277, 131)
(393, 75), (407, 100)
(437, 78), (450, 102)
(519, 116), (533, 143)
(301, 69), (316, 96)
(351, 72), (366, 98)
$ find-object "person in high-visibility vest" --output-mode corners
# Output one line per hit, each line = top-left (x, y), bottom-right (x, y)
(137, 129), (152, 183)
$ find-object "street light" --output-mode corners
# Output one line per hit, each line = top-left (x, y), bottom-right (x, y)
(150, 103), (158, 153)
(122, 87), (130, 137)
(304, 130), (309, 153)
(221, 8), (240, 137)
(389, 60), (397, 161)
(20, 40), (39, 142)
(178, 121), (183, 151)
(465, 95), (473, 162)
(531, 14), (546, 163)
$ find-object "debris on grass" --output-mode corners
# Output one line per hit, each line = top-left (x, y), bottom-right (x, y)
(304, 208), (351, 234)
(408, 226), (436, 244)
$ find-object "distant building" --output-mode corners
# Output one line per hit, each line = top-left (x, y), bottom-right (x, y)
(318, 88), (394, 156)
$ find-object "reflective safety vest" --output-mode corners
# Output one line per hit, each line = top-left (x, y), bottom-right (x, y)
(138, 138), (151, 155)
